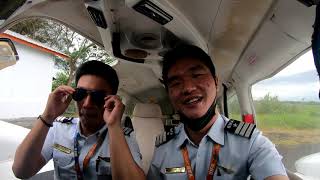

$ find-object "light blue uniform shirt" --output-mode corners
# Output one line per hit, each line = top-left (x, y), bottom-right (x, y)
(41, 117), (142, 180)
(147, 115), (287, 180)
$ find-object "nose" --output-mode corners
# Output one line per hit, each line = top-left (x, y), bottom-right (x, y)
(181, 78), (196, 95)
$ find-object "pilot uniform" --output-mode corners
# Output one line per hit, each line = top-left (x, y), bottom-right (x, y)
(147, 115), (287, 180)
(41, 117), (141, 180)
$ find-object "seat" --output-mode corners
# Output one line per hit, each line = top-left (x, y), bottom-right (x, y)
(132, 103), (164, 174)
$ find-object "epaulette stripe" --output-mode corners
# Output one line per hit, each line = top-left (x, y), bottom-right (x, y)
(245, 124), (256, 138)
(163, 133), (166, 142)
(123, 127), (133, 136)
(239, 123), (249, 136)
(158, 135), (161, 145)
(155, 136), (159, 146)
(225, 119), (256, 139)
(155, 132), (165, 147)
(124, 127), (128, 134)
(54, 116), (73, 123)
(155, 127), (177, 147)
(234, 121), (244, 134)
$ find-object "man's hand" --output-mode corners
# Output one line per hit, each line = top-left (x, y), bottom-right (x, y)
(12, 85), (74, 179)
(104, 95), (145, 180)
(42, 85), (74, 122)
(103, 95), (125, 127)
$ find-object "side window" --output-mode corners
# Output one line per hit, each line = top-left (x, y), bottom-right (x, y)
(227, 93), (241, 120)
(252, 50), (320, 173)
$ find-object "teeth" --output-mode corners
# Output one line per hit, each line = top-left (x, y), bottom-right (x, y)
(186, 98), (200, 104)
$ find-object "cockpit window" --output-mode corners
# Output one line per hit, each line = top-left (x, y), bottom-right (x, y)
(252, 50), (320, 172)
(0, 0), (26, 20)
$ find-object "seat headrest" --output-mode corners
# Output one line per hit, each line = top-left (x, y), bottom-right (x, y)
(132, 103), (162, 118)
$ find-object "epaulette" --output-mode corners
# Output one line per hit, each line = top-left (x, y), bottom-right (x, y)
(155, 126), (176, 147)
(54, 116), (74, 124)
(225, 119), (256, 139)
(123, 127), (134, 136)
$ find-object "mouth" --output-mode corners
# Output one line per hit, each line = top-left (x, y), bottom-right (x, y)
(183, 96), (203, 105)
(80, 108), (99, 118)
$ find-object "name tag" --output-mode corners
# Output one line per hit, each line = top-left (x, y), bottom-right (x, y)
(53, 143), (72, 154)
(165, 167), (186, 174)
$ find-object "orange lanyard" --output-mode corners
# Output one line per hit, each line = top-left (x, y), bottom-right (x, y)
(74, 130), (107, 179)
(181, 143), (221, 180)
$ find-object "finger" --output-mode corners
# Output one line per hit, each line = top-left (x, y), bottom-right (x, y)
(104, 95), (120, 105)
(104, 95), (114, 101)
(54, 85), (75, 94)
(62, 94), (73, 104)
(105, 95), (122, 104)
(104, 99), (124, 114)
(104, 99), (116, 111)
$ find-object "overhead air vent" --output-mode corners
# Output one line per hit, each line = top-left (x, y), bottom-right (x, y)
(133, 0), (173, 25)
(132, 33), (160, 49)
(87, 6), (107, 29)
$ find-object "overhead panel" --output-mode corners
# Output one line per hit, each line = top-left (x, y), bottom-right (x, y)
(233, 0), (314, 85)
(208, 0), (273, 83)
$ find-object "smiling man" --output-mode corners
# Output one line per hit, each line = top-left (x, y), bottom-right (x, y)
(147, 45), (288, 180)
(12, 60), (145, 180)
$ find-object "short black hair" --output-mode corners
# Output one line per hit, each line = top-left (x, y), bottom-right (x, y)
(162, 44), (216, 86)
(75, 60), (119, 94)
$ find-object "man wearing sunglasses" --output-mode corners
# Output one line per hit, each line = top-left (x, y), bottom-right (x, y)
(12, 60), (146, 180)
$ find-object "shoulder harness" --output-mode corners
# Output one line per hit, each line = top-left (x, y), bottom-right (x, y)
(123, 127), (134, 136)
(224, 119), (256, 139)
(155, 126), (176, 147)
(54, 116), (74, 124)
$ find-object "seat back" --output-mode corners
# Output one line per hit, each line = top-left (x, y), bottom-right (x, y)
(132, 103), (164, 173)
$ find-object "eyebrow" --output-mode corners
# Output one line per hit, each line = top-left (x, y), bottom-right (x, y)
(167, 75), (180, 85)
(167, 65), (207, 83)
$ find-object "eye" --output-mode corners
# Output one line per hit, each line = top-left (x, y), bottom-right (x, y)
(192, 73), (203, 78)
(91, 91), (106, 106)
(168, 80), (181, 88)
(72, 88), (87, 101)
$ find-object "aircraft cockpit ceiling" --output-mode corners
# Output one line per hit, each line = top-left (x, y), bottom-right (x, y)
(0, 0), (316, 105)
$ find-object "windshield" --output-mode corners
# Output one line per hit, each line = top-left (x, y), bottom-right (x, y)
(0, 0), (26, 25)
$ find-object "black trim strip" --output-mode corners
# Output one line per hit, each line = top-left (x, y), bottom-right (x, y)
(87, 6), (108, 29)
(223, 84), (228, 118)
(133, 0), (173, 25)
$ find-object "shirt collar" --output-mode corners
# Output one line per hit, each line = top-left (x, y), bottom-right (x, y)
(206, 114), (225, 146)
(76, 119), (107, 139)
(175, 124), (190, 148)
(175, 114), (225, 148)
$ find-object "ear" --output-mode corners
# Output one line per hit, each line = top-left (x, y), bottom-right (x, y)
(214, 76), (219, 91)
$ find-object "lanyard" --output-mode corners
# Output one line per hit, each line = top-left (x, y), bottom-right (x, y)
(181, 143), (221, 180)
(73, 129), (107, 180)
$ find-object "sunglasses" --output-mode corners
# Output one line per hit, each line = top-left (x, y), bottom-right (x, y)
(72, 88), (107, 106)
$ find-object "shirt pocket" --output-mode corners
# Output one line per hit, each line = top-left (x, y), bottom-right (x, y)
(162, 173), (188, 180)
(55, 166), (77, 180)
(96, 156), (112, 179)
(53, 147), (74, 167)
(215, 174), (248, 180)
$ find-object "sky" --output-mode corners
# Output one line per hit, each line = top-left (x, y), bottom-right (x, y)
(252, 50), (320, 102)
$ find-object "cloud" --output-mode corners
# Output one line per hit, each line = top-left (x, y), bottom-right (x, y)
(253, 70), (320, 101)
